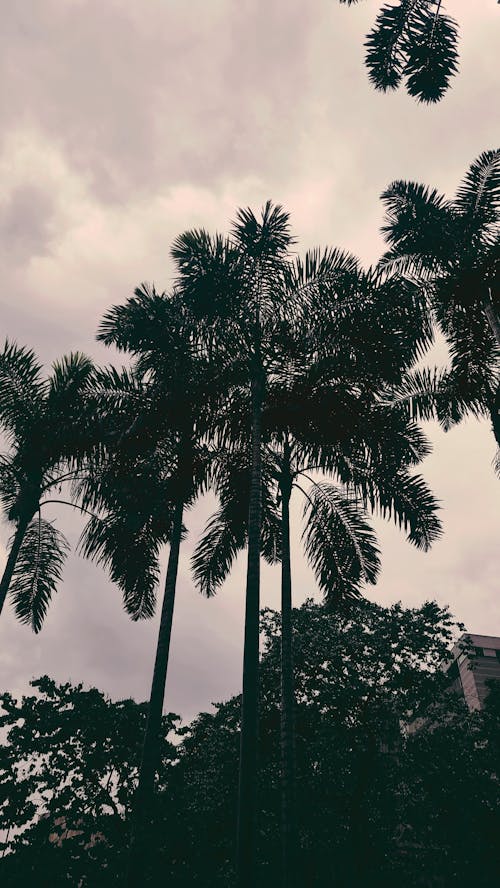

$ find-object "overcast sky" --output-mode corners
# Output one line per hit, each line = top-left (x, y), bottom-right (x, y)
(0, 1), (499, 722)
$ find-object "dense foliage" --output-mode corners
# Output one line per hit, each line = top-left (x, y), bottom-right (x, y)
(1, 600), (498, 887)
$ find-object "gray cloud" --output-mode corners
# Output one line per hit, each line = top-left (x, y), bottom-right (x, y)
(0, 185), (54, 262)
(0, 0), (499, 721)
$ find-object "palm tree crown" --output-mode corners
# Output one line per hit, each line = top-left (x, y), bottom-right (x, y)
(380, 149), (500, 442)
(0, 341), (94, 631)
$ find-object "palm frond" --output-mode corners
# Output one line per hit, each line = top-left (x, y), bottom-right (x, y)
(381, 180), (456, 265)
(301, 481), (380, 605)
(403, 5), (459, 103)
(369, 470), (442, 551)
(0, 454), (20, 519)
(0, 340), (45, 443)
(79, 513), (166, 620)
(454, 149), (500, 230)
(192, 446), (281, 596)
(380, 367), (449, 422)
(364, 2), (408, 93)
(191, 503), (247, 598)
(362, 1), (458, 103)
(492, 382), (500, 449)
(231, 200), (293, 260)
(171, 229), (244, 322)
(9, 514), (69, 633)
(97, 284), (184, 357)
(493, 448), (500, 478)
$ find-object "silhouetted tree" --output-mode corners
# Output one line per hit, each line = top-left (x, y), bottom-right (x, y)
(379, 149), (500, 449)
(5, 601), (493, 888)
(192, 250), (441, 887)
(0, 342), (94, 630)
(81, 286), (221, 886)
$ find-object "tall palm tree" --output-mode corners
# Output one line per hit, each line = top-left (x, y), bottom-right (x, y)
(191, 246), (439, 886)
(379, 149), (500, 448)
(193, 418), (440, 887)
(171, 211), (427, 885)
(340, 0), (459, 102)
(0, 341), (94, 631)
(171, 203), (295, 887)
(81, 285), (221, 886)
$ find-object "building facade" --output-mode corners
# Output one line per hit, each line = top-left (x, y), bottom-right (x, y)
(446, 633), (500, 710)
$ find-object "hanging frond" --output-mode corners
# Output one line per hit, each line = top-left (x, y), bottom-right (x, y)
(191, 504), (247, 598)
(192, 447), (280, 597)
(301, 481), (380, 605)
(355, 0), (459, 102)
(44, 352), (95, 461)
(369, 470), (442, 551)
(364, 1), (408, 93)
(9, 515), (69, 633)
(403, 4), (459, 103)
(79, 513), (166, 621)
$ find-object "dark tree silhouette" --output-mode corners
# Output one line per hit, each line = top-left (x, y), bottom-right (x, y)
(171, 203), (296, 888)
(379, 149), (500, 450)
(0, 342), (94, 630)
(192, 248), (441, 887)
(80, 286), (221, 886)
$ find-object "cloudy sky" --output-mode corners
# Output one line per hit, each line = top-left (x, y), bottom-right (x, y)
(0, 0), (499, 722)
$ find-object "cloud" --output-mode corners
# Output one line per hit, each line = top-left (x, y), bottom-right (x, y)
(0, 0), (499, 719)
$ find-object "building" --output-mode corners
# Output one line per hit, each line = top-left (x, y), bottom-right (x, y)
(446, 633), (500, 710)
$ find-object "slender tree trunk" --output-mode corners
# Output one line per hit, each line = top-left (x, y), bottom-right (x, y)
(126, 496), (184, 887)
(0, 514), (30, 617)
(482, 292), (500, 447)
(483, 291), (500, 348)
(279, 442), (297, 888)
(237, 369), (264, 888)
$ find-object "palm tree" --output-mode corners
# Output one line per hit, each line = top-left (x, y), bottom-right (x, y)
(81, 285), (221, 886)
(0, 341), (94, 631)
(191, 247), (440, 886)
(339, 0), (459, 102)
(171, 211), (426, 885)
(171, 203), (295, 887)
(379, 149), (500, 448)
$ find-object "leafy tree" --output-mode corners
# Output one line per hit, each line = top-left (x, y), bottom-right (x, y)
(173, 205), (441, 885)
(0, 342), (94, 630)
(192, 247), (440, 886)
(339, 0), (459, 103)
(82, 285), (221, 885)
(4, 600), (489, 888)
(0, 677), (178, 886)
(379, 149), (500, 449)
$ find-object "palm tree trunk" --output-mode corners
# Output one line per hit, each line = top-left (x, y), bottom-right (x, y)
(280, 442), (297, 888)
(0, 514), (30, 617)
(237, 369), (263, 888)
(483, 291), (500, 348)
(482, 292), (500, 447)
(126, 496), (184, 887)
